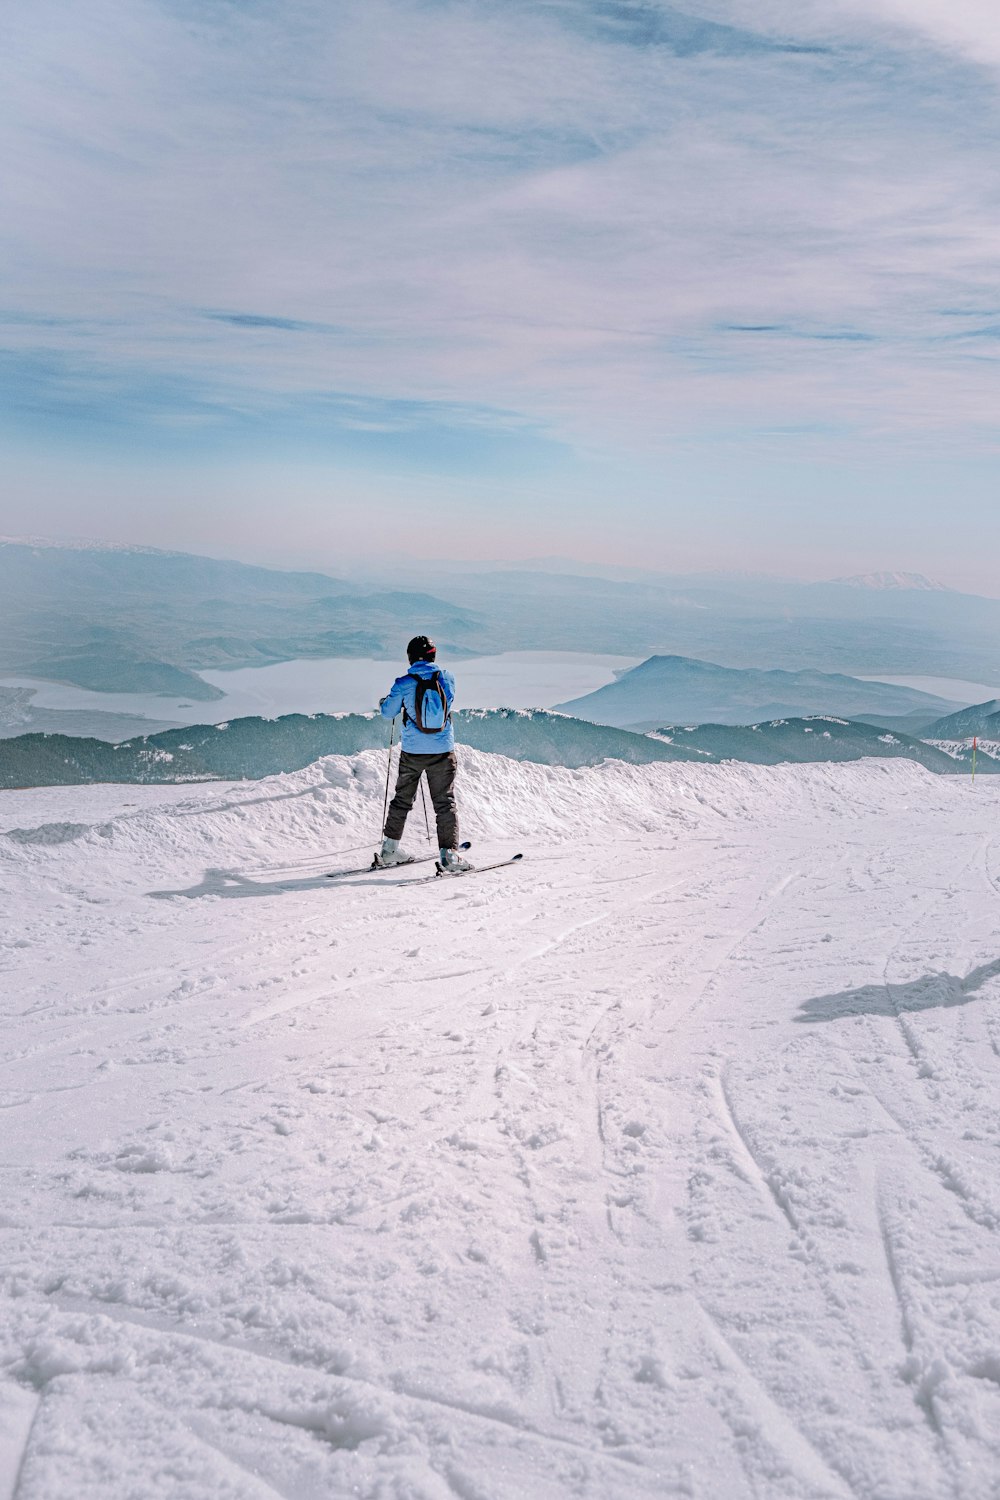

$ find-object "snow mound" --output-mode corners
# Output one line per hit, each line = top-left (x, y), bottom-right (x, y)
(0, 747), (942, 874)
(3, 821), (94, 846)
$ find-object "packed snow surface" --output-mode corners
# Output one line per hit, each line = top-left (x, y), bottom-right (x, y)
(2, 749), (1000, 1499)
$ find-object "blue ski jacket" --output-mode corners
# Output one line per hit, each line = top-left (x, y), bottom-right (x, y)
(379, 658), (456, 753)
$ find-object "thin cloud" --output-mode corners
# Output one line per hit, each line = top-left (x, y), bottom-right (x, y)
(2, 0), (1000, 462)
(203, 312), (342, 333)
(522, 1), (830, 57)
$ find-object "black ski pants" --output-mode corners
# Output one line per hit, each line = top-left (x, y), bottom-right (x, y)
(384, 750), (459, 848)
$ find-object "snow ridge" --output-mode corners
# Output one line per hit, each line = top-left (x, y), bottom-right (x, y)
(830, 571), (948, 591)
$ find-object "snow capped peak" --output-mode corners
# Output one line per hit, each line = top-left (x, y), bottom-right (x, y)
(0, 533), (169, 556)
(829, 571), (948, 591)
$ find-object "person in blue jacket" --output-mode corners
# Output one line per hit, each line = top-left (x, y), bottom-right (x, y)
(378, 635), (472, 870)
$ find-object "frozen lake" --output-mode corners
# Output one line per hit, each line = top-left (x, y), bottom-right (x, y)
(0, 651), (641, 730)
(6, 658), (983, 742)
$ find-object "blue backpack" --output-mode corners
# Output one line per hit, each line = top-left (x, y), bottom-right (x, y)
(406, 670), (451, 734)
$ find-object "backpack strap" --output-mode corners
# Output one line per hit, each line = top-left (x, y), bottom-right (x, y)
(401, 670), (417, 725)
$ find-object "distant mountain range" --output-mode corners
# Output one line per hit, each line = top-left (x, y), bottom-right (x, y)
(1, 708), (993, 789)
(0, 539), (480, 698)
(0, 710), (690, 788)
(4, 539), (1000, 705)
(649, 717), (990, 774)
(431, 558), (950, 591)
(830, 572), (947, 591)
(436, 565), (1000, 680)
(923, 699), (1000, 739)
(556, 655), (958, 729)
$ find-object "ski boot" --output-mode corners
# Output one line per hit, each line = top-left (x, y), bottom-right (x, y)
(377, 837), (415, 867)
(438, 846), (473, 873)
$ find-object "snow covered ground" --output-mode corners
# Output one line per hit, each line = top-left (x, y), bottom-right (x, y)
(2, 750), (1000, 1499)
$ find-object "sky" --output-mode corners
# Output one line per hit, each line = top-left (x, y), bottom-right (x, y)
(3, 0), (1000, 592)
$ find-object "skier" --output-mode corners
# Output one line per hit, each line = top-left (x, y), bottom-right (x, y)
(377, 635), (472, 871)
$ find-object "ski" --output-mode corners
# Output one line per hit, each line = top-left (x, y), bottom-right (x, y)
(434, 853), (523, 880)
(325, 841), (471, 879)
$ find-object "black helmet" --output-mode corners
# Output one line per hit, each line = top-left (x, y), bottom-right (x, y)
(407, 634), (436, 664)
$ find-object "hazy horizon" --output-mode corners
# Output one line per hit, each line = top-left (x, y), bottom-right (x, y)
(3, 528), (999, 601)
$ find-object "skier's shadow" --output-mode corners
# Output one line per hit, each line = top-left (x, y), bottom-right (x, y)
(796, 956), (1000, 1023)
(149, 868), (336, 900)
(148, 867), (420, 900)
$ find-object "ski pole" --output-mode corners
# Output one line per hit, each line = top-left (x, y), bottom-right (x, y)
(419, 777), (433, 846)
(380, 717), (397, 840)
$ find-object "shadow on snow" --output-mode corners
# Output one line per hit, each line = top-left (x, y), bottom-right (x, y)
(796, 957), (1000, 1023)
(148, 868), (418, 899)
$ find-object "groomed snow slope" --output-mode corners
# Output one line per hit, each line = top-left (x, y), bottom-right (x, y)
(2, 749), (1000, 1499)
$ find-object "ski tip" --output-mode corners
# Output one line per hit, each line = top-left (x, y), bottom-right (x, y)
(511, 853), (524, 861)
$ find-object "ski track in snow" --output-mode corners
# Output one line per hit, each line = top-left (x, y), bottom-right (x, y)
(2, 748), (1000, 1497)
